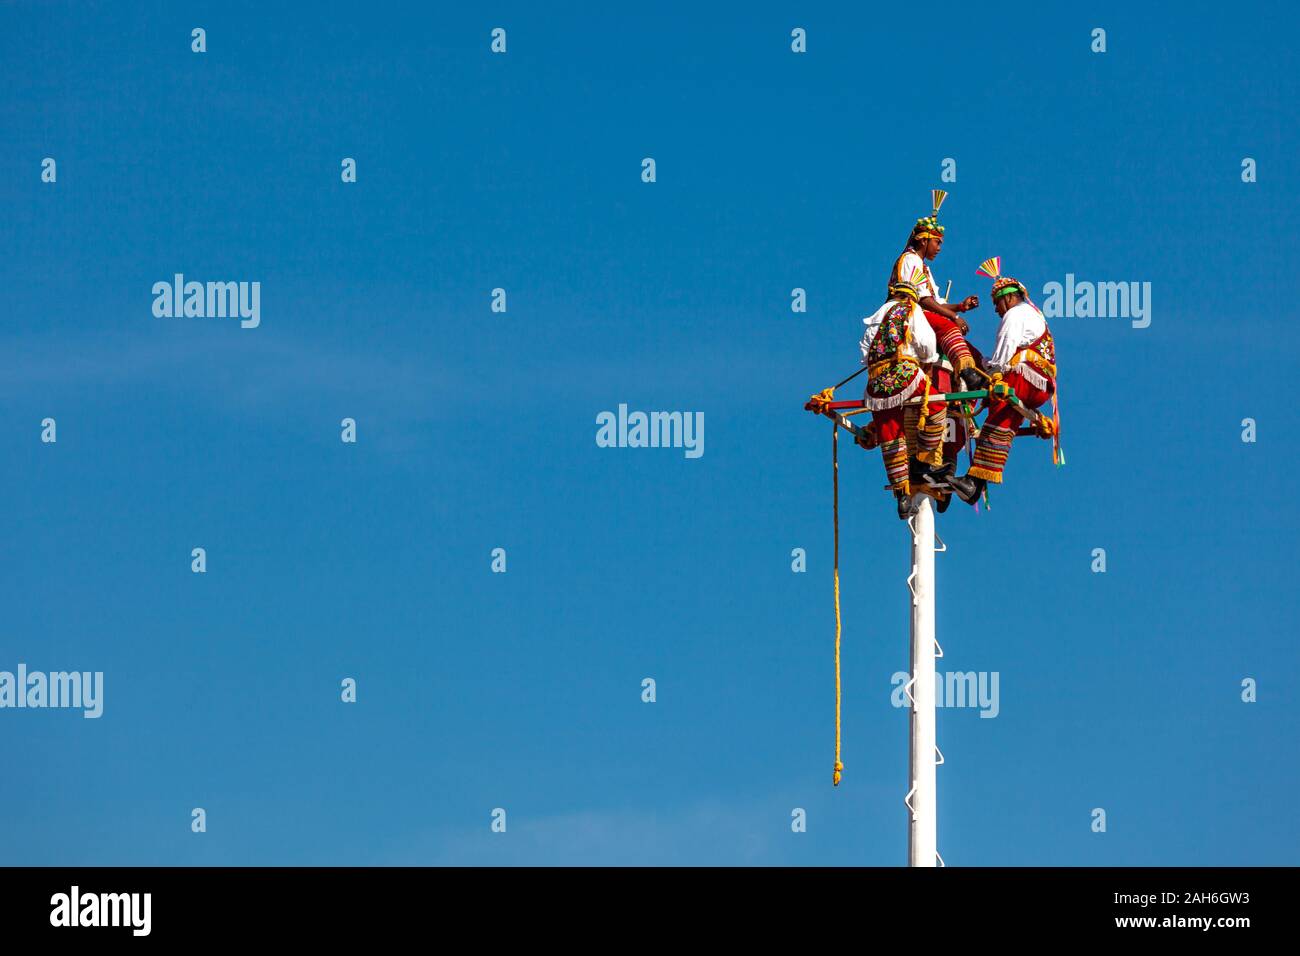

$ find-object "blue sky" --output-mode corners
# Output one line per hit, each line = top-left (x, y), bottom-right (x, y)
(1, 1), (1296, 865)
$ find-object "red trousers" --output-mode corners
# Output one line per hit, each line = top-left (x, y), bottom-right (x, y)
(969, 370), (1054, 483)
(870, 392), (948, 493)
(923, 311), (975, 372)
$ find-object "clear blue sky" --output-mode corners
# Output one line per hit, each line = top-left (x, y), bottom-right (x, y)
(1, 1), (1296, 865)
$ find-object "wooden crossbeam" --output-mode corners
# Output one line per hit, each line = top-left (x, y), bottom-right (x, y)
(819, 389), (1048, 428)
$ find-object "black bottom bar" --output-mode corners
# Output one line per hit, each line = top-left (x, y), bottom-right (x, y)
(0, 866), (1287, 942)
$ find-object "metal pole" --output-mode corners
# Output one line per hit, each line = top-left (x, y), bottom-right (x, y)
(907, 496), (938, 867)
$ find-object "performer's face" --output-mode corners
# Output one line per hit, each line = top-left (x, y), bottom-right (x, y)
(995, 293), (1022, 317)
(922, 236), (943, 259)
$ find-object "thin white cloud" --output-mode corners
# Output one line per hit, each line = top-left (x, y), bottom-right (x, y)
(0, 328), (461, 424)
(380, 800), (781, 866)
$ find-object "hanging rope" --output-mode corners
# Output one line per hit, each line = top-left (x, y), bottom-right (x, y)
(914, 369), (933, 432)
(1051, 385), (1066, 467)
(832, 421), (843, 787)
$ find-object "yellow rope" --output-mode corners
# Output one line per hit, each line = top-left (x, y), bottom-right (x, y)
(832, 422), (843, 787)
(805, 386), (836, 416)
(915, 371), (932, 432)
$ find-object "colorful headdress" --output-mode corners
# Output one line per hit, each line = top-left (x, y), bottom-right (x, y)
(888, 264), (927, 301)
(912, 189), (948, 240)
(976, 256), (1027, 300)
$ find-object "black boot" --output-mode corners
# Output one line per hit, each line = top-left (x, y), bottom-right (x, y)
(896, 491), (914, 520)
(958, 367), (984, 392)
(913, 457), (954, 489)
(946, 472), (986, 505)
(908, 456), (927, 484)
(936, 492), (952, 513)
(929, 460), (956, 482)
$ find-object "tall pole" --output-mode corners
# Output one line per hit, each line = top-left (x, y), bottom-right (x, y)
(907, 496), (938, 867)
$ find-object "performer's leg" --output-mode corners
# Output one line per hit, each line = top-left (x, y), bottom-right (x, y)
(902, 402), (919, 451)
(968, 374), (1051, 483)
(923, 311), (976, 375)
(871, 408), (910, 495)
(900, 395), (947, 473)
(968, 406), (1017, 484)
(914, 393), (948, 468)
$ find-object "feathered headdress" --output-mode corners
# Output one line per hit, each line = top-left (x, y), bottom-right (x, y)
(912, 189), (948, 240)
(976, 256), (1027, 300)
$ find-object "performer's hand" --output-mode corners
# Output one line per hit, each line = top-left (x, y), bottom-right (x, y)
(955, 317), (970, 333)
(961, 295), (979, 312)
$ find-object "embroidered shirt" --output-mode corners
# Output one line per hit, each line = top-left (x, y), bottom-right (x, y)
(988, 300), (1048, 373)
(861, 296), (938, 365)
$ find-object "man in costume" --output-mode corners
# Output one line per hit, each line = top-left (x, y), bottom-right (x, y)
(947, 258), (1060, 504)
(882, 191), (985, 507)
(860, 267), (950, 519)
(889, 190), (984, 395)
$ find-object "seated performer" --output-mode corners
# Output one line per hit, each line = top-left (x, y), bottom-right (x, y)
(860, 268), (950, 519)
(947, 259), (1058, 504)
(891, 190), (984, 394)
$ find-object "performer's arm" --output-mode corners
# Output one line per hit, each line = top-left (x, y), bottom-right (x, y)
(919, 295), (979, 331)
(911, 306), (939, 363)
(987, 311), (1024, 372)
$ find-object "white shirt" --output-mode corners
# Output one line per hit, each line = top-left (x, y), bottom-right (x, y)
(988, 300), (1047, 372)
(860, 297), (938, 365)
(891, 251), (946, 304)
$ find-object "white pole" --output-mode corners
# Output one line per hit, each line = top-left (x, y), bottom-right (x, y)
(907, 496), (938, 867)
